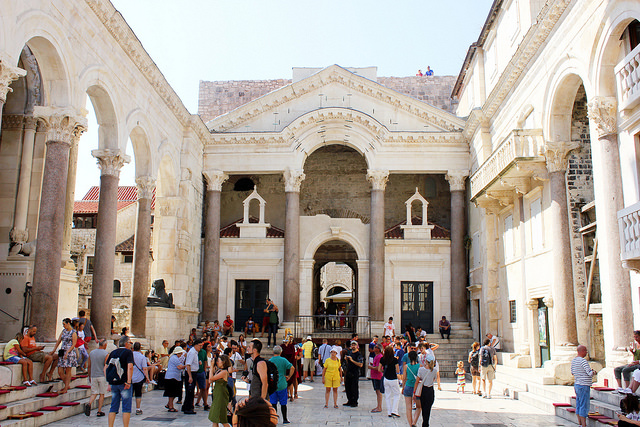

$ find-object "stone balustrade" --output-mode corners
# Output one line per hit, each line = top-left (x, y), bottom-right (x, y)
(615, 43), (640, 111)
(618, 200), (640, 262)
(470, 128), (545, 198)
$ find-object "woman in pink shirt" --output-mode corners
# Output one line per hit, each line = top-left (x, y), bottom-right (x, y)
(368, 344), (384, 413)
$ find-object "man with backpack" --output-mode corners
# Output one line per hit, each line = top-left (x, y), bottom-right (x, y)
(247, 339), (269, 398)
(106, 336), (134, 427)
(479, 338), (497, 399)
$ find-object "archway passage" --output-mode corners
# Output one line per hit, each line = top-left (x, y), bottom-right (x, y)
(313, 240), (357, 334)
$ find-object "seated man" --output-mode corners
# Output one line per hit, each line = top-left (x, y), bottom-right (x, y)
(439, 316), (451, 339)
(616, 330), (640, 391)
(222, 315), (234, 337)
(486, 333), (501, 350)
(21, 325), (59, 382)
(4, 333), (35, 386)
(244, 316), (256, 337)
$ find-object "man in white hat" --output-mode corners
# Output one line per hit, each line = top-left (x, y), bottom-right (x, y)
(301, 336), (315, 383)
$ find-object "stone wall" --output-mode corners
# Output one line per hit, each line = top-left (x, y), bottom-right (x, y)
(198, 75), (459, 123)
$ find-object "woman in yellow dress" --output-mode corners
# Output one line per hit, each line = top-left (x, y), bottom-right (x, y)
(322, 346), (343, 408)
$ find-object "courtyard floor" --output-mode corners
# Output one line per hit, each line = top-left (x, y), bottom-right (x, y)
(47, 379), (572, 426)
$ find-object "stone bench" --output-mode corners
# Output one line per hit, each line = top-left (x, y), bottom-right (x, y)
(0, 343), (69, 386)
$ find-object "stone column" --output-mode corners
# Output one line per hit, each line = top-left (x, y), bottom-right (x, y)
(9, 115), (29, 254)
(90, 149), (129, 339)
(477, 197), (501, 334)
(30, 111), (87, 341)
(587, 97), (633, 365)
(367, 169), (389, 322)
(201, 170), (228, 322)
(0, 58), (26, 132)
(446, 170), (469, 322)
(130, 176), (156, 337)
(60, 127), (82, 265)
(283, 168), (305, 322)
(544, 141), (579, 348)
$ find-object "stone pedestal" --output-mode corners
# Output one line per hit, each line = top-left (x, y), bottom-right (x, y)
(367, 169), (388, 322)
(145, 306), (199, 353)
(283, 168), (305, 322)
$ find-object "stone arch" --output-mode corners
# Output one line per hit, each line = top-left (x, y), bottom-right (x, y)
(303, 231), (366, 261)
(545, 69), (590, 143)
(86, 84), (119, 150)
(157, 153), (178, 197)
(22, 36), (70, 107)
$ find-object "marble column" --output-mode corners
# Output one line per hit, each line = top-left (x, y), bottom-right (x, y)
(201, 170), (228, 322)
(90, 149), (129, 339)
(31, 111), (87, 341)
(544, 141), (579, 347)
(283, 168), (305, 322)
(587, 97), (633, 364)
(8, 115), (29, 254)
(446, 171), (469, 322)
(367, 169), (389, 322)
(61, 127), (82, 265)
(0, 59), (26, 132)
(130, 176), (156, 337)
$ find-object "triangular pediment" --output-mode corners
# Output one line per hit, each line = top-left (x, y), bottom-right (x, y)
(206, 65), (465, 134)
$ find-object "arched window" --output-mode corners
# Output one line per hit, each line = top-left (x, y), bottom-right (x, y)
(113, 280), (121, 296)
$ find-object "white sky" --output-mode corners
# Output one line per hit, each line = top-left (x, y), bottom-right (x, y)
(75, 0), (494, 199)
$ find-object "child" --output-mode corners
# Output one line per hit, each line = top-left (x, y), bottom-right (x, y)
(322, 346), (343, 408)
(75, 321), (89, 371)
(212, 320), (222, 340)
(618, 394), (640, 426)
(455, 360), (466, 393)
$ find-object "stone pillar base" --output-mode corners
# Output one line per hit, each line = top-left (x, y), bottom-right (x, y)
(145, 306), (199, 351)
(544, 359), (603, 385)
(56, 267), (79, 338)
(552, 344), (578, 362)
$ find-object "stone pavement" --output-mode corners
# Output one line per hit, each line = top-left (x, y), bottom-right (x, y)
(47, 379), (573, 426)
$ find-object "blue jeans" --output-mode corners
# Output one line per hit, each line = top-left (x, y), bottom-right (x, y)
(109, 383), (132, 413)
(574, 384), (590, 418)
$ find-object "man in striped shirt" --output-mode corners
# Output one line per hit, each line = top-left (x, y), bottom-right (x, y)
(571, 345), (596, 427)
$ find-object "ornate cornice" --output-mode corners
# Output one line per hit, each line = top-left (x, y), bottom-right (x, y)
(209, 65), (465, 133)
(367, 169), (389, 191)
(0, 55), (26, 104)
(284, 168), (306, 192)
(210, 134), (288, 145)
(136, 176), (156, 199)
(445, 171), (468, 191)
(92, 149), (130, 177)
(203, 170), (228, 191)
(544, 140), (579, 173)
(587, 96), (617, 138)
(463, 0), (572, 137)
(83, 0), (210, 146)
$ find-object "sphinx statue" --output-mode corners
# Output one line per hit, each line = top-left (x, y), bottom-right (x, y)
(146, 279), (174, 308)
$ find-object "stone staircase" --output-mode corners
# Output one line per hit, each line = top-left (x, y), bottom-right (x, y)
(554, 386), (626, 426)
(423, 335), (475, 378)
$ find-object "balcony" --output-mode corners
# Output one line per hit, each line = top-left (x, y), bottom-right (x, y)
(616, 43), (640, 112)
(618, 201), (640, 270)
(470, 129), (546, 200)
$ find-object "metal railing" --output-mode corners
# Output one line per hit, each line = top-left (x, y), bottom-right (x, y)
(294, 315), (371, 339)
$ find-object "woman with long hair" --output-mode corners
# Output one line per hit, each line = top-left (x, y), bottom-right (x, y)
(468, 342), (481, 395)
(208, 354), (232, 426)
(50, 318), (77, 393)
(403, 350), (421, 426)
(237, 334), (247, 357)
(380, 345), (401, 418)
(232, 396), (278, 427)
(414, 353), (439, 427)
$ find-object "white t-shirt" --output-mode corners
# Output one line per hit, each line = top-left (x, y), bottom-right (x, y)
(417, 362), (439, 387)
(384, 322), (395, 337)
(77, 330), (85, 349)
(489, 336), (501, 350)
(229, 352), (243, 379)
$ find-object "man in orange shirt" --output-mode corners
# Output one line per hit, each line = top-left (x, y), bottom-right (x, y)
(222, 315), (234, 337)
(21, 325), (58, 382)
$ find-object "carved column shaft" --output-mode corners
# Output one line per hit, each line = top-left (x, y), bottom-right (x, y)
(446, 171), (468, 322)
(202, 170), (227, 322)
(367, 170), (388, 322)
(283, 168), (305, 322)
(130, 177), (155, 337)
(90, 149), (128, 338)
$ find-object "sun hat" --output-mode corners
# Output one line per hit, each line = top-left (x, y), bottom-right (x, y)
(171, 346), (185, 355)
(306, 336), (312, 340)
(330, 346), (340, 353)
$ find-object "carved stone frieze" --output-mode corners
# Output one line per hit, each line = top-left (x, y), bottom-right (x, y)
(445, 170), (468, 192)
(366, 169), (389, 191)
(0, 57), (26, 103)
(203, 170), (228, 192)
(587, 96), (617, 138)
(544, 141), (580, 173)
(284, 168), (306, 192)
(1, 115), (24, 130)
(92, 149), (130, 177)
(136, 176), (156, 199)
(210, 134), (288, 145)
(23, 116), (38, 131)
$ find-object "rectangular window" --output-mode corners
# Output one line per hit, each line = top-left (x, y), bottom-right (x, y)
(86, 256), (95, 274)
(530, 198), (543, 251)
(509, 300), (517, 323)
(503, 214), (514, 260)
(123, 255), (133, 263)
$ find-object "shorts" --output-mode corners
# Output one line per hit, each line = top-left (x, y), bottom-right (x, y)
(633, 369), (640, 383)
(371, 378), (385, 393)
(303, 358), (314, 372)
(91, 377), (108, 395)
(5, 356), (22, 363)
(27, 352), (47, 363)
(324, 375), (340, 388)
(481, 365), (495, 381)
(195, 371), (206, 389)
(470, 366), (480, 376)
(402, 384), (414, 397)
(109, 383), (132, 413)
(574, 384), (591, 417)
(269, 388), (288, 406)
(132, 380), (145, 398)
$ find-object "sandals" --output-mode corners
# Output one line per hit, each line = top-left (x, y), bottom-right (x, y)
(96, 412), (105, 417)
(324, 405), (328, 408)
(370, 408), (381, 413)
(168, 408), (178, 412)
(23, 381), (31, 387)
(334, 404), (339, 409)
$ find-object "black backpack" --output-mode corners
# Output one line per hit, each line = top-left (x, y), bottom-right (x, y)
(470, 350), (479, 367)
(105, 357), (124, 385)
(480, 347), (492, 367)
(254, 356), (279, 396)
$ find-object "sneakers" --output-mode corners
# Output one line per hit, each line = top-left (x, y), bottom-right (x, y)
(136, 409), (143, 415)
(618, 388), (633, 394)
(150, 380), (158, 385)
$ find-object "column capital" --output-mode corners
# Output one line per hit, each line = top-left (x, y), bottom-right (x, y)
(136, 176), (156, 199)
(34, 106), (88, 145)
(0, 58), (26, 103)
(366, 169), (389, 191)
(544, 140), (580, 173)
(445, 170), (468, 191)
(91, 149), (130, 178)
(543, 296), (554, 308)
(203, 169), (228, 191)
(587, 96), (617, 138)
(284, 168), (306, 192)
(1, 114), (24, 131)
(525, 299), (538, 311)
(23, 115), (38, 131)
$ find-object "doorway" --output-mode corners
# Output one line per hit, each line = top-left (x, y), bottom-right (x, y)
(401, 281), (434, 334)
(537, 298), (551, 364)
(235, 280), (269, 332)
